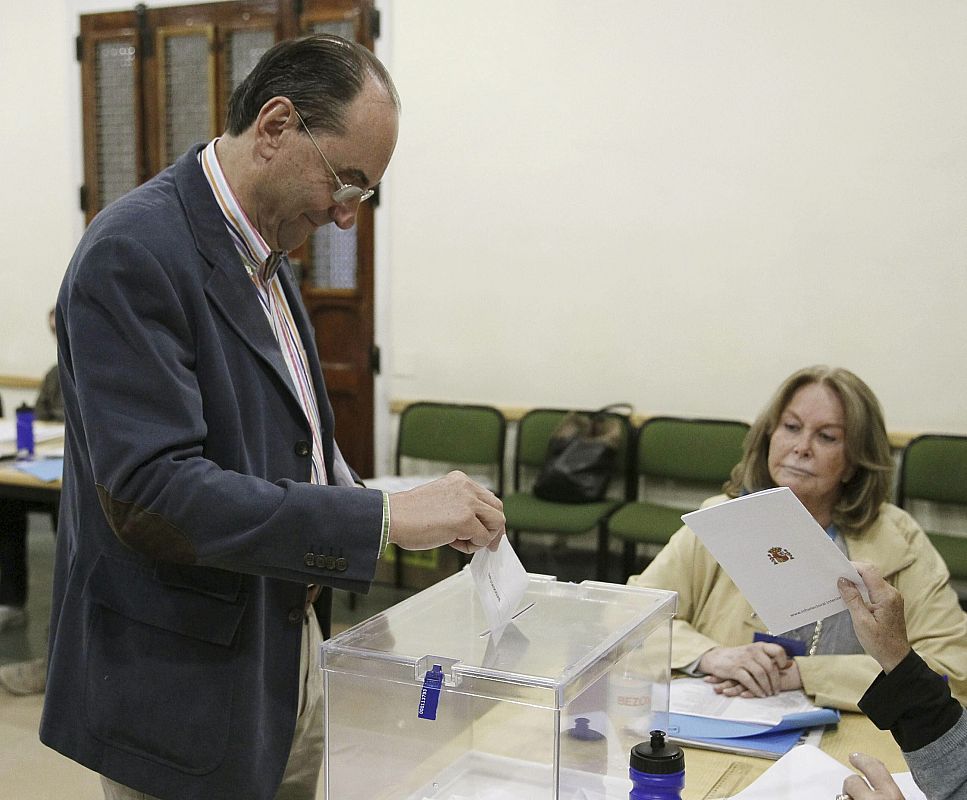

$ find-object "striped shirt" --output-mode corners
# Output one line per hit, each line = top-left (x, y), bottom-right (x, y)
(199, 140), (390, 553)
(201, 139), (328, 486)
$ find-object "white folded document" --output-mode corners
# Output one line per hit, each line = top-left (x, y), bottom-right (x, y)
(681, 487), (868, 634)
(469, 535), (529, 646)
(728, 744), (925, 799)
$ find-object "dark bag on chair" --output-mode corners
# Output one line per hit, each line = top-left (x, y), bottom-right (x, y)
(533, 404), (632, 503)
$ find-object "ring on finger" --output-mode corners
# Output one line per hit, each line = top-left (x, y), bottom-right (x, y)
(835, 794), (852, 800)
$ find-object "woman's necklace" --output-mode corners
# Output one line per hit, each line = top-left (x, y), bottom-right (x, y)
(808, 619), (823, 656)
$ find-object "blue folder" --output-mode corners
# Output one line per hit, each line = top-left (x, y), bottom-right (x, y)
(13, 457), (64, 482)
(666, 707), (840, 759)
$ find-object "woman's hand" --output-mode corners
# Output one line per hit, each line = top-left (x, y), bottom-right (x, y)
(841, 752), (906, 799)
(698, 642), (792, 697)
(838, 562), (911, 674)
(705, 658), (803, 697)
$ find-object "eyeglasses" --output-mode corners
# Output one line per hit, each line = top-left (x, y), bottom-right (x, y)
(293, 108), (375, 206)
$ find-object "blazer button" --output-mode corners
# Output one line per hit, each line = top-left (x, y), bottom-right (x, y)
(304, 552), (316, 567)
(314, 554), (327, 569)
(325, 555), (337, 570)
(335, 558), (348, 572)
(294, 440), (311, 457)
(288, 608), (302, 624)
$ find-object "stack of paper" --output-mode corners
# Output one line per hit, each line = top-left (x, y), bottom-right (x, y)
(728, 744), (926, 799)
(665, 678), (839, 759)
(0, 421), (66, 459)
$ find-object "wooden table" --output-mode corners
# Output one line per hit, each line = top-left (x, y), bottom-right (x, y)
(0, 421), (64, 508)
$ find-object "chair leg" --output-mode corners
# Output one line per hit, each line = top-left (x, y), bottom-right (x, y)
(596, 523), (610, 582)
(622, 540), (638, 581)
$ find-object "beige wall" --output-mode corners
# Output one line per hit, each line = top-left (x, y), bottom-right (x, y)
(386, 1), (967, 437)
(0, 0), (77, 386)
(2, 1), (965, 473)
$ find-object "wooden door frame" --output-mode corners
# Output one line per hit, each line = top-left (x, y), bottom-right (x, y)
(78, 0), (385, 478)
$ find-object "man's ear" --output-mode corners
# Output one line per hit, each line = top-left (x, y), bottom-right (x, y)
(253, 96), (295, 159)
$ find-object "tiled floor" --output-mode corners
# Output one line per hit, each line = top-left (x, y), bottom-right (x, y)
(0, 513), (415, 799)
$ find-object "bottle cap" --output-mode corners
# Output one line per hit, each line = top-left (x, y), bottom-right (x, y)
(630, 730), (685, 775)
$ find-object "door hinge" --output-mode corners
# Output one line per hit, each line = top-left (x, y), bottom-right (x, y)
(75, 35), (83, 62)
(79, 185), (88, 214)
(370, 8), (381, 40)
(370, 344), (381, 375)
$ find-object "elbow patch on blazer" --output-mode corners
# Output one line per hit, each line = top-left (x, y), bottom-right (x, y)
(96, 484), (197, 563)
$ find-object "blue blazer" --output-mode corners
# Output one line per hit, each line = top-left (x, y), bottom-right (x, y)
(40, 145), (384, 799)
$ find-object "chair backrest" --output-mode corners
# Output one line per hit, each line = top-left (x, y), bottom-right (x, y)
(898, 434), (967, 507)
(635, 416), (749, 487)
(513, 407), (633, 494)
(395, 402), (506, 495)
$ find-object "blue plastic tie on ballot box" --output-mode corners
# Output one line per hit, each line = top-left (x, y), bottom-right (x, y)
(418, 664), (444, 720)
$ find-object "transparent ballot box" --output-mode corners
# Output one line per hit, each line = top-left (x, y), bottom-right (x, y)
(321, 570), (677, 800)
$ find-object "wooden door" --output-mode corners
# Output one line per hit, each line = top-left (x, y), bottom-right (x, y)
(296, 0), (379, 478)
(78, 0), (380, 478)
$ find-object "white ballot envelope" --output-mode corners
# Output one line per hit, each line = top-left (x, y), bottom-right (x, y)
(681, 487), (868, 634)
(469, 535), (529, 646)
(729, 744), (926, 799)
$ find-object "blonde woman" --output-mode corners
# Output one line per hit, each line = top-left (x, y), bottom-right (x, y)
(629, 366), (967, 710)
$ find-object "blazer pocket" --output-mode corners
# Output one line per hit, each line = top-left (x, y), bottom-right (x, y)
(83, 553), (247, 774)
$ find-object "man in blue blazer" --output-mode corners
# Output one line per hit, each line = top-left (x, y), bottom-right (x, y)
(40, 35), (504, 800)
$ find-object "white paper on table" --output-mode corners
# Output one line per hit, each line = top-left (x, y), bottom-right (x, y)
(469, 535), (529, 645)
(681, 487), (868, 634)
(669, 677), (823, 726)
(0, 421), (66, 457)
(728, 744), (926, 799)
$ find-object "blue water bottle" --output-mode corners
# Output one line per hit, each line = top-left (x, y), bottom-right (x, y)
(629, 730), (685, 800)
(15, 403), (35, 459)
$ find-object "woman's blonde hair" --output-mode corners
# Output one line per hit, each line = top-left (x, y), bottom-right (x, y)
(724, 366), (894, 532)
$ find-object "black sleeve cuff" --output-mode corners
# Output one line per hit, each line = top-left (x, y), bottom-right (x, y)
(859, 650), (963, 752)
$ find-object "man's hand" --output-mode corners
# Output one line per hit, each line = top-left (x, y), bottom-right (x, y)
(698, 642), (792, 697)
(388, 471), (505, 554)
(841, 752), (906, 799)
(838, 562), (911, 673)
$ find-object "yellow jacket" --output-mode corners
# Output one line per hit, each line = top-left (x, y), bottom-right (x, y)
(628, 497), (967, 711)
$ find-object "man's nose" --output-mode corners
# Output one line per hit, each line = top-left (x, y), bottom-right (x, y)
(330, 203), (358, 230)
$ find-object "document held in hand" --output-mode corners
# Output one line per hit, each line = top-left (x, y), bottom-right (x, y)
(469, 535), (529, 645)
(681, 487), (868, 634)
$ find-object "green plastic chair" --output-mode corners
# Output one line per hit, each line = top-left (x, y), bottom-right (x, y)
(502, 408), (633, 581)
(395, 401), (506, 495)
(606, 417), (749, 582)
(387, 402), (506, 589)
(897, 434), (967, 605)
